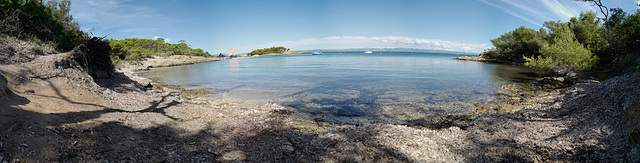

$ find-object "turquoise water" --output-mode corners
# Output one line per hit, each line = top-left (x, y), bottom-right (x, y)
(141, 52), (542, 124)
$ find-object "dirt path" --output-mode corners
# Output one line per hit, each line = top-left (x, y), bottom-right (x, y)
(0, 53), (638, 162)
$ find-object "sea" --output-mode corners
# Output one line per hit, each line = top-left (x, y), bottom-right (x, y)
(140, 52), (544, 124)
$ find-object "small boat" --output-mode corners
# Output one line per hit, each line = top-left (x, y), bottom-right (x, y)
(311, 52), (322, 55)
(364, 50), (373, 54)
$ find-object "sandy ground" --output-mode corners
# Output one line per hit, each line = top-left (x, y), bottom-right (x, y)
(0, 52), (638, 162)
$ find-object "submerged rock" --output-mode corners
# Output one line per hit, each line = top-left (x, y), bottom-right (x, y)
(408, 114), (474, 129)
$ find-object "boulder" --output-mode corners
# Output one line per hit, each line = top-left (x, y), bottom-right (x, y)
(130, 75), (152, 88)
(534, 76), (571, 89)
(0, 73), (8, 98)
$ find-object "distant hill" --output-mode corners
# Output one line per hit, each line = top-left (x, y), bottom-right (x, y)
(298, 48), (478, 55)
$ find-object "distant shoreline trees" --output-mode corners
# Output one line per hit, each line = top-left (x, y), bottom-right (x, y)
(247, 46), (290, 56)
(108, 38), (213, 61)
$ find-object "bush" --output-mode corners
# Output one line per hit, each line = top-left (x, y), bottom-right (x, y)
(71, 37), (115, 78)
(32, 45), (42, 54)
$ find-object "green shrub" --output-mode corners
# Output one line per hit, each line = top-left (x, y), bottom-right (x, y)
(32, 45), (43, 54)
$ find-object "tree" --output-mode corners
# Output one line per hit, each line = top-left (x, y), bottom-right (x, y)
(247, 46), (290, 56)
(488, 26), (548, 62)
(568, 11), (606, 53)
(108, 38), (213, 60)
(0, 0), (86, 50)
(574, 0), (608, 21)
(524, 23), (599, 71)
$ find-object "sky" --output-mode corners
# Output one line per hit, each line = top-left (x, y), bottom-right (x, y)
(69, 0), (640, 54)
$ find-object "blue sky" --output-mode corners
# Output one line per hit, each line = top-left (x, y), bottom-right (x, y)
(70, 0), (639, 54)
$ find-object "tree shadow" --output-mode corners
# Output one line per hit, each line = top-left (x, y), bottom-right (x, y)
(95, 71), (148, 93)
(459, 76), (639, 162)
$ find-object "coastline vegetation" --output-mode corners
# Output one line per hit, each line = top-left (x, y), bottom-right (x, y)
(247, 46), (290, 56)
(0, 0), (639, 162)
(485, 9), (640, 73)
(0, 0), (87, 51)
(107, 38), (213, 61)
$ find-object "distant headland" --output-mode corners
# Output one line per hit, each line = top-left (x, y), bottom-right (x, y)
(299, 48), (478, 55)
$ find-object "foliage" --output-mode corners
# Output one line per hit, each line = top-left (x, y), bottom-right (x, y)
(485, 7), (640, 73)
(620, 10), (640, 55)
(0, 0), (86, 51)
(524, 23), (599, 71)
(32, 45), (42, 54)
(568, 11), (606, 53)
(247, 46), (290, 56)
(488, 26), (548, 63)
(71, 37), (114, 77)
(108, 38), (213, 60)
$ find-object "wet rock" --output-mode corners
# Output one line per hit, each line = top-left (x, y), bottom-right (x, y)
(150, 155), (165, 163)
(409, 115), (474, 129)
(134, 66), (151, 71)
(336, 109), (366, 117)
(280, 144), (295, 153)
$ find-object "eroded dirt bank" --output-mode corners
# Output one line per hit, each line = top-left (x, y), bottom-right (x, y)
(0, 51), (639, 162)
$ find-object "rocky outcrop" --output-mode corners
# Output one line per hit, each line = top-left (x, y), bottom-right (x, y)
(127, 55), (222, 71)
(453, 52), (494, 62)
(452, 55), (488, 61)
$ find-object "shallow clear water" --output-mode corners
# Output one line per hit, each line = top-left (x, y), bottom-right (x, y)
(141, 52), (543, 124)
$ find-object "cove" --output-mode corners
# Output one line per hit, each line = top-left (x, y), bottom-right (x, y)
(140, 52), (544, 124)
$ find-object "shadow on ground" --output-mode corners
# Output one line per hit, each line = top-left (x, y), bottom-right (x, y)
(0, 72), (417, 162)
(458, 74), (640, 162)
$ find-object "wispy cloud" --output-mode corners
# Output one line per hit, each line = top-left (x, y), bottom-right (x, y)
(261, 36), (490, 53)
(479, 0), (594, 26)
(71, 0), (175, 37)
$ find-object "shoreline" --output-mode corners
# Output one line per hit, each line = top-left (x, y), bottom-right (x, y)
(0, 52), (638, 162)
(242, 51), (310, 57)
(122, 55), (224, 71)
